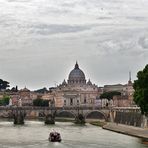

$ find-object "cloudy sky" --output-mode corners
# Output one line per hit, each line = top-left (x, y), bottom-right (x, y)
(0, 0), (148, 90)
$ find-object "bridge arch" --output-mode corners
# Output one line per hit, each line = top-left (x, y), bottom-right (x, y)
(56, 110), (76, 118)
(84, 110), (108, 121)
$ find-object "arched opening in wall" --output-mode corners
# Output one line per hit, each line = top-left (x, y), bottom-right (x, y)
(56, 111), (76, 121)
(85, 111), (107, 121)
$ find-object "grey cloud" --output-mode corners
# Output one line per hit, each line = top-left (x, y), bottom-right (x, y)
(28, 24), (92, 35)
(1, 0), (148, 89)
(138, 37), (148, 49)
(39, 6), (72, 15)
(126, 16), (147, 21)
(61, 2), (77, 8)
(97, 17), (112, 20)
(7, 0), (34, 3)
(0, 15), (18, 27)
(0, 17), (93, 36)
(96, 39), (134, 56)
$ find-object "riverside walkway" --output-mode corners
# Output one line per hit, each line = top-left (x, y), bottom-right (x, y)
(103, 123), (148, 139)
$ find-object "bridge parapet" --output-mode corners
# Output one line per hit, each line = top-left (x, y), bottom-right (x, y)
(0, 106), (110, 111)
(112, 107), (141, 112)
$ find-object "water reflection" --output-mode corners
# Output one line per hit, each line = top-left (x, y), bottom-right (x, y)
(141, 138), (148, 145)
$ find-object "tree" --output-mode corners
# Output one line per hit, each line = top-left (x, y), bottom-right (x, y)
(0, 79), (10, 90)
(33, 98), (43, 106)
(33, 98), (49, 107)
(100, 91), (121, 100)
(42, 100), (49, 107)
(0, 100), (2, 105)
(133, 64), (148, 115)
(0, 95), (10, 106)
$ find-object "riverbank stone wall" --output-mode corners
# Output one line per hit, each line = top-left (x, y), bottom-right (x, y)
(114, 111), (143, 127)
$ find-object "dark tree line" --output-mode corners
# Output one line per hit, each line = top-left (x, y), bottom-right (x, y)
(33, 98), (49, 107)
(100, 91), (121, 100)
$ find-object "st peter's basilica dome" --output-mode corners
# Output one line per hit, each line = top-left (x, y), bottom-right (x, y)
(68, 62), (86, 85)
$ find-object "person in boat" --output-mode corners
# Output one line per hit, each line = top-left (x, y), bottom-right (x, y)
(49, 131), (61, 142)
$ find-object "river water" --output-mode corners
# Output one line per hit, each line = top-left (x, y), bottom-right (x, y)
(0, 120), (147, 148)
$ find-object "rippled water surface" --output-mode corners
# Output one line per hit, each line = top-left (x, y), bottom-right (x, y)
(0, 120), (148, 148)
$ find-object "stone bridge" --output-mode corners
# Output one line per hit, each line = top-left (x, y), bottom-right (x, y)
(0, 106), (110, 124)
(0, 106), (145, 127)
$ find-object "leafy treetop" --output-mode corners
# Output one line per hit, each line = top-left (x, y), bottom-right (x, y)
(133, 64), (148, 115)
(100, 91), (121, 100)
(0, 79), (10, 90)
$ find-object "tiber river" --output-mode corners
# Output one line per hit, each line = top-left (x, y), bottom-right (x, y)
(0, 120), (147, 148)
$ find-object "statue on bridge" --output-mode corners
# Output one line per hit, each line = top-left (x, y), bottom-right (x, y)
(9, 98), (12, 106)
(18, 98), (22, 107)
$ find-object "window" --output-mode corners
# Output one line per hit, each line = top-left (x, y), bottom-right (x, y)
(84, 98), (86, 104)
(70, 98), (73, 105)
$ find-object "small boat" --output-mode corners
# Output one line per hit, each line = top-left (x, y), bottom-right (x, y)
(49, 131), (61, 142)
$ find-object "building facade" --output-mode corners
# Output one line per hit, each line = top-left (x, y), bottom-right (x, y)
(9, 87), (37, 106)
(102, 72), (135, 107)
(46, 62), (101, 107)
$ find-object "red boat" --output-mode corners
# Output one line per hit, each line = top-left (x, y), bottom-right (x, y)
(49, 132), (61, 142)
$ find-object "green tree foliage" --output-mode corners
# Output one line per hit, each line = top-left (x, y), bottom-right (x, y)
(133, 64), (148, 115)
(33, 98), (42, 106)
(33, 98), (49, 107)
(100, 91), (121, 100)
(0, 99), (2, 105)
(0, 95), (10, 106)
(42, 100), (49, 106)
(0, 79), (10, 90)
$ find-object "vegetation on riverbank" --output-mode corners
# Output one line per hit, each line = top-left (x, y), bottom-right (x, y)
(89, 121), (107, 127)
